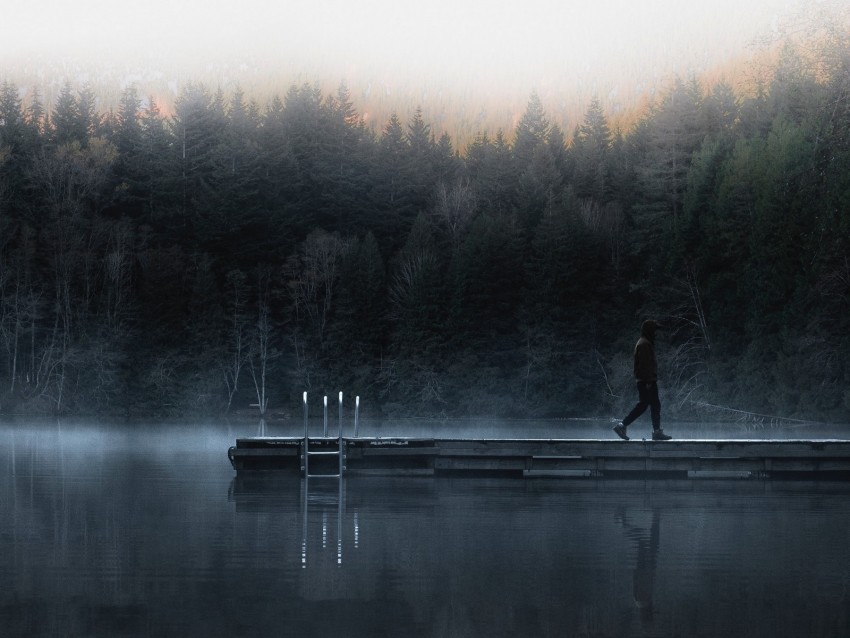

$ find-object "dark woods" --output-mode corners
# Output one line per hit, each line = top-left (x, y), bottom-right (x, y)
(0, 38), (849, 421)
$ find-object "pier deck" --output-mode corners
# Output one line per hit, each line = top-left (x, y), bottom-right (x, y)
(228, 437), (850, 478)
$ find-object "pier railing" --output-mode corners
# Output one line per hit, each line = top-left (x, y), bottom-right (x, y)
(299, 391), (361, 478)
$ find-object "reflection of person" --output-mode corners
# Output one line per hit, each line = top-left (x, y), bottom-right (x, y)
(614, 320), (672, 441)
(621, 510), (660, 626)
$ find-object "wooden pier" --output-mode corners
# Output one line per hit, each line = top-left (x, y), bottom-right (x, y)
(228, 437), (850, 479)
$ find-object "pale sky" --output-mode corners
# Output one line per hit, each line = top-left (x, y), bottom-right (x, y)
(0, 0), (825, 139)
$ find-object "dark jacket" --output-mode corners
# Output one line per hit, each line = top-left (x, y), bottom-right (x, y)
(633, 320), (659, 384)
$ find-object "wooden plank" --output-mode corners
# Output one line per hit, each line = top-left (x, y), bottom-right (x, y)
(347, 468), (436, 476)
(236, 438), (302, 449)
(349, 447), (439, 457)
(229, 447), (299, 457)
(434, 457), (527, 471)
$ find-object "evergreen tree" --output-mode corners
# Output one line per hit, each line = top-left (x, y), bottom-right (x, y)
(632, 76), (704, 248)
(330, 231), (388, 393)
(513, 92), (550, 169)
(77, 83), (100, 144)
(314, 82), (372, 234)
(699, 80), (739, 136)
(405, 106), (436, 212)
(0, 81), (24, 150)
(434, 132), (461, 184)
(115, 85), (142, 154)
(137, 98), (179, 224)
(172, 82), (228, 245)
(513, 93), (556, 227)
(0, 81), (28, 217)
(369, 112), (415, 246)
(466, 130), (513, 214)
(573, 96), (613, 202)
(51, 81), (79, 146)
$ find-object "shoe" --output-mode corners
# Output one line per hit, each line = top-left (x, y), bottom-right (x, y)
(613, 423), (629, 441)
(652, 430), (672, 441)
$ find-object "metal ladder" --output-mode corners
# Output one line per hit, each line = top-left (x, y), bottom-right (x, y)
(302, 392), (345, 478)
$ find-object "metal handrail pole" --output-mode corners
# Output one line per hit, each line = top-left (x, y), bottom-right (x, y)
(338, 391), (344, 476)
(339, 433), (344, 476)
(354, 396), (360, 438)
(338, 391), (343, 436)
(303, 391), (308, 476)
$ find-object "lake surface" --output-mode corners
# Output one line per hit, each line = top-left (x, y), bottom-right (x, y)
(2, 420), (850, 637)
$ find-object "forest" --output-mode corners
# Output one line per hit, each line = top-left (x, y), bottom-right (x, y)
(0, 34), (848, 422)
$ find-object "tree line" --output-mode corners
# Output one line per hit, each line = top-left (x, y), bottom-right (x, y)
(0, 36), (848, 422)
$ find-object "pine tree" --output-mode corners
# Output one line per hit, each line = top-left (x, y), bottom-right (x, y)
(434, 132), (460, 184)
(77, 83), (100, 145)
(405, 106), (435, 212)
(573, 96), (613, 202)
(370, 112), (414, 244)
(0, 81), (24, 149)
(51, 81), (79, 146)
(699, 80), (738, 136)
(513, 92), (550, 169)
(136, 97), (179, 222)
(26, 86), (45, 144)
(465, 129), (513, 215)
(633, 76), (705, 241)
(172, 82), (228, 242)
(116, 86), (142, 148)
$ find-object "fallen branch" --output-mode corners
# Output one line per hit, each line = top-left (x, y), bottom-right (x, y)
(687, 400), (832, 426)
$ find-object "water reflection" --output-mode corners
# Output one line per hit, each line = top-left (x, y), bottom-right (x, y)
(230, 473), (850, 636)
(300, 476), (345, 568)
(620, 508), (660, 625)
(4, 422), (850, 637)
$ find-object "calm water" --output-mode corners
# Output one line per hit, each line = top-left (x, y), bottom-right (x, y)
(2, 421), (850, 637)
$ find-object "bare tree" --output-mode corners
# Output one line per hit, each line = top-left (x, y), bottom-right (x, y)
(388, 249), (437, 319)
(103, 221), (133, 331)
(249, 267), (278, 416)
(286, 230), (348, 349)
(222, 269), (248, 413)
(664, 264), (712, 410)
(26, 137), (118, 412)
(578, 198), (625, 272)
(432, 179), (476, 252)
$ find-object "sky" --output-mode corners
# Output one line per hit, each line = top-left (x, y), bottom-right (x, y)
(0, 0), (827, 141)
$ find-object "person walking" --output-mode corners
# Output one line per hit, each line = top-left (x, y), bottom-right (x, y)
(613, 320), (672, 441)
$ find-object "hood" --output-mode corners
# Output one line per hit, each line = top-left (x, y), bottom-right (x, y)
(640, 319), (661, 340)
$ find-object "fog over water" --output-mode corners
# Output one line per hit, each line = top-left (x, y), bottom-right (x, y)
(2, 420), (850, 637)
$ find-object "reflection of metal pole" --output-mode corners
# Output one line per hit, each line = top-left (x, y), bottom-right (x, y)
(354, 396), (360, 438)
(354, 511), (359, 549)
(337, 477), (344, 566)
(323, 395), (328, 437)
(301, 477), (308, 569)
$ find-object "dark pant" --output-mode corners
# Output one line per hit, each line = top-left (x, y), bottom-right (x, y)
(623, 382), (661, 430)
